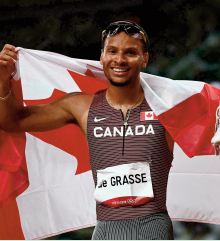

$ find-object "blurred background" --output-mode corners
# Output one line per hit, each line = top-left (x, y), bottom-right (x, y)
(1, 0), (220, 239)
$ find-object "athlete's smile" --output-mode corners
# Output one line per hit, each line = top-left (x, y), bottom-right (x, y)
(100, 32), (148, 87)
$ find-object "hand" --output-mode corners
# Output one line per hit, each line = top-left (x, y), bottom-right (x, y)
(0, 44), (18, 85)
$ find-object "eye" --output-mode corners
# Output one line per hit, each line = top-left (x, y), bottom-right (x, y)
(106, 48), (117, 54)
(126, 49), (138, 56)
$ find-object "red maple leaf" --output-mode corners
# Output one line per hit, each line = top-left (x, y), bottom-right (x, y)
(146, 112), (152, 118)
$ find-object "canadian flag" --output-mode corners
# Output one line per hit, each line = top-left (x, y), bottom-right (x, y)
(1, 48), (220, 239)
(140, 111), (158, 121)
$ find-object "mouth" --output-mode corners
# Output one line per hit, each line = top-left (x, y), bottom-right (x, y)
(111, 67), (130, 75)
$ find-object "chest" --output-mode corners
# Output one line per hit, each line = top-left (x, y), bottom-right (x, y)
(87, 102), (167, 168)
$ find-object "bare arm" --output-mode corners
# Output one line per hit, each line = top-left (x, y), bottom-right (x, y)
(0, 44), (93, 133)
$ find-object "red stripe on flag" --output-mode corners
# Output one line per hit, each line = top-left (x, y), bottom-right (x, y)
(0, 80), (27, 239)
(140, 112), (145, 121)
(158, 84), (220, 157)
(0, 198), (24, 239)
(0, 80), (28, 204)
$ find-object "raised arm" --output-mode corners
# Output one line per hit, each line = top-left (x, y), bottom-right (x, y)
(0, 44), (93, 134)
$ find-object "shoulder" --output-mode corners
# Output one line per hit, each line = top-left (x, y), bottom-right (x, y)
(66, 92), (94, 102)
(63, 92), (95, 134)
(61, 92), (94, 112)
(64, 90), (106, 108)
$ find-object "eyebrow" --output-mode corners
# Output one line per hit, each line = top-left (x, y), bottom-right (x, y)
(125, 47), (139, 52)
(105, 45), (139, 51)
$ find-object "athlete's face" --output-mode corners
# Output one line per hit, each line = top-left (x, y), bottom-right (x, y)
(100, 32), (148, 87)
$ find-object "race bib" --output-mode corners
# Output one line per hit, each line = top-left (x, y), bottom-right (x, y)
(94, 162), (154, 208)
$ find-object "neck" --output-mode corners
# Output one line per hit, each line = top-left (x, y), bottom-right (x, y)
(106, 81), (144, 110)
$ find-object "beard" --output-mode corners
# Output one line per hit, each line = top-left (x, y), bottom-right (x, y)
(108, 77), (131, 87)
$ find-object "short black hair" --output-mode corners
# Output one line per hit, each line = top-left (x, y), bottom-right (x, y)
(101, 20), (149, 52)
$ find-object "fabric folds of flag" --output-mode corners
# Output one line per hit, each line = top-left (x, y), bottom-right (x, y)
(1, 47), (220, 239)
(140, 75), (219, 157)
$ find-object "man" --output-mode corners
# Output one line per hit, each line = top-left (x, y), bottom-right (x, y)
(0, 21), (174, 239)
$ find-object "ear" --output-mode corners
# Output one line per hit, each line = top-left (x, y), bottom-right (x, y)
(141, 52), (149, 69)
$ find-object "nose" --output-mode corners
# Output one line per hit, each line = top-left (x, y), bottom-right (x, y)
(114, 53), (127, 65)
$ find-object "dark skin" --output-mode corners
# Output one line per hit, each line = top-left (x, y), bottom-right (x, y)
(0, 32), (174, 151)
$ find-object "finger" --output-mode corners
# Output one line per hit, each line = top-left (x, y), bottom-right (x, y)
(2, 44), (17, 57)
(0, 57), (16, 71)
(0, 50), (17, 61)
(0, 60), (8, 66)
(0, 55), (17, 64)
(0, 59), (16, 76)
(6, 50), (17, 61)
(3, 48), (17, 56)
(3, 44), (16, 52)
(5, 55), (17, 65)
